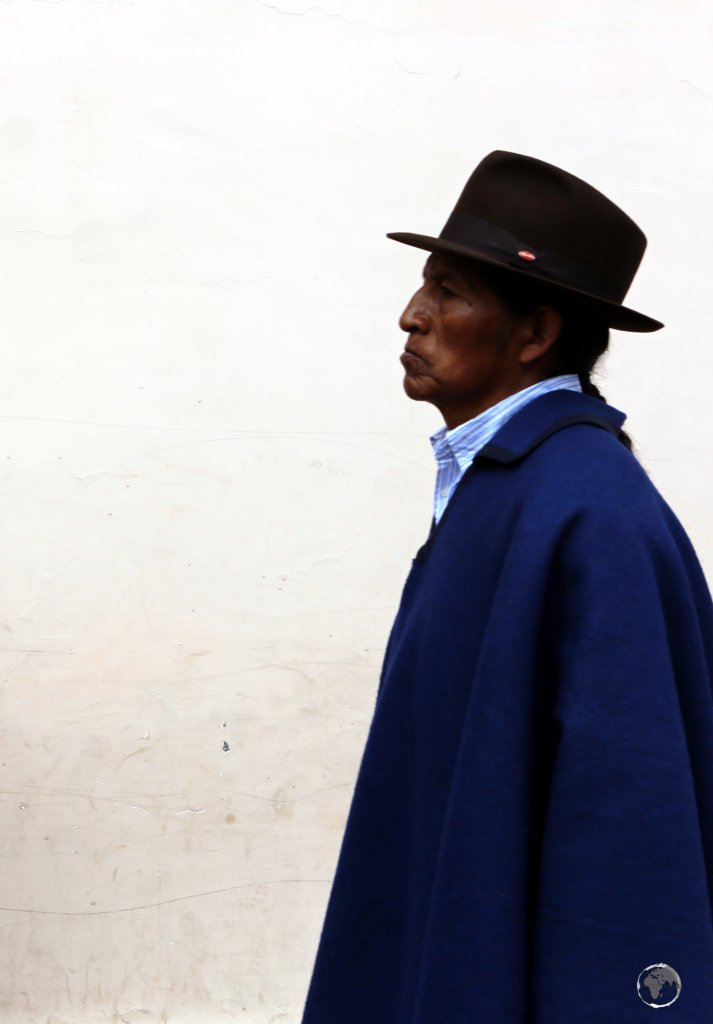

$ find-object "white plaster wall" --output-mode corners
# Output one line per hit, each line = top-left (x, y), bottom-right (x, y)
(0, 1), (710, 1021)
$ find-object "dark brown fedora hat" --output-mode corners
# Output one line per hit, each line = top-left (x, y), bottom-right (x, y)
(387, 150), (663, 332)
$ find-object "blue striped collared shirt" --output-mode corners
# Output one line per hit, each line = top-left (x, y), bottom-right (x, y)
(429, 374), (582, 524)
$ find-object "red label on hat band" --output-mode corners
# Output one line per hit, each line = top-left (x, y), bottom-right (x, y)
(518, 250), (536, 261)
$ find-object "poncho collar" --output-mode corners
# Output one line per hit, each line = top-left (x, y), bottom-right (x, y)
(476, 388), (627, 465)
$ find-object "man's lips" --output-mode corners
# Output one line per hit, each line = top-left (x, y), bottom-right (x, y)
(401, 348), (428, 368)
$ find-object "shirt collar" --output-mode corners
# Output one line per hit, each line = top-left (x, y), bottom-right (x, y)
(429, 374), (583, 472)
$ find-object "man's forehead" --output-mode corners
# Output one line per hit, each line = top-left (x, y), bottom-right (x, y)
(422, 252), (479, 282)
(423, 252), (456, 275)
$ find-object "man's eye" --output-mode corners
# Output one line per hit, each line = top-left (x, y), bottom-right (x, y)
(440, 284), (456, 298)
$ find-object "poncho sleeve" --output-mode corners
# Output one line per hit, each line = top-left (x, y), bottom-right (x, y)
(532, 501), (713, 1020)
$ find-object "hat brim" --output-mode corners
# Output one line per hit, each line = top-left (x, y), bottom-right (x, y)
(386, 231), (664, 333)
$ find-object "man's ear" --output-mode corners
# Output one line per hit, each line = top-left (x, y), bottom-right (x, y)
(519, 305), (563, 367)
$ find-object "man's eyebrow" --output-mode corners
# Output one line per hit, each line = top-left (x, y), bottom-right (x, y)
(423, 263), (467, 288)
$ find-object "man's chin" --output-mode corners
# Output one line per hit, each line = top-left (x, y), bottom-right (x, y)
(402, 376), (433, 401)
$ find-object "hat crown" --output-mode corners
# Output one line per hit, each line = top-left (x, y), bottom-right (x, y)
(448, 151), (646, 305)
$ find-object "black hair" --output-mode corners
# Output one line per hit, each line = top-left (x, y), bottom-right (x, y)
(463, 260), (635, 454)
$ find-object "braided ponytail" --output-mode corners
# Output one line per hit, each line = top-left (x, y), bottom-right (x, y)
(577, 372), (634, 453)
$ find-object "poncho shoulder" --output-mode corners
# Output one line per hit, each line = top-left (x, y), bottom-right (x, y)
(300, 389), (713, 1024)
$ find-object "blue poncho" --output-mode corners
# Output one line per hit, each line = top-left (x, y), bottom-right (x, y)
(300, 389), (713, 1022)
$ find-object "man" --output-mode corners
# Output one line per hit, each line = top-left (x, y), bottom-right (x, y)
(300, 152), (713, 1022)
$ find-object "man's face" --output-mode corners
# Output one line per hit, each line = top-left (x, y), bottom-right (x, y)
(398, 253), (528, 429)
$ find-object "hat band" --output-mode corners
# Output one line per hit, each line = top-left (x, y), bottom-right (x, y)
(440, 211), (621, 303)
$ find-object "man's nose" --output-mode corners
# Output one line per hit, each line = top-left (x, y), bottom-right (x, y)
(399, 288), (430, 334)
